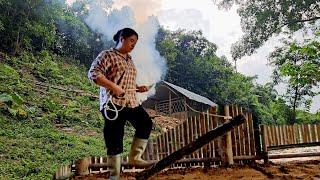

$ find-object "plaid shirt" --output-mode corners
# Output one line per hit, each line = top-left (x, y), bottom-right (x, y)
(88, 48), (138, 110)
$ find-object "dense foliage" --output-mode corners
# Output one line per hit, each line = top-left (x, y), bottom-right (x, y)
(269, 32), (320, 122)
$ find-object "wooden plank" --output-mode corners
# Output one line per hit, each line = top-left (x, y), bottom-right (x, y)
(186, 117), (191, 160)
(307, 124), (312, 142)
(260, 125), (268, 163)
(230, 115), (237, 158)
(136, 115), (246, 180)
(268, 152), (320, 159)
(178, 123), (183, 167)
(156, 135), (162, 160)
(293, 125), (297, 144)
(284, 125), (288, 145)
(306, 124), (310, 143)
(290, 125), (294, 144)
(311, 124), (316, 143)
(275, 125), (280, 146)
(165, 131), (170, 157)
(317, 124), (320, 142)
(238, 107), (245, 157)
(194, 116), (199, 164)
(201, 113), (207, 154)
(298, 124), (303, 143)
(172, 128), (175, 153)
(160, 134), (165, 159)
(297, 124), (302, 144)
(235, 106), (241, 158)
(273, 125), (277, 146)
(282, 125), (286, 145)
(205, 110), (211, 159)
(293, 124), (297, 144)
(278, 125), (282, 145)
(181, 122), (185, 148)
(243, 111), (250, 156)
(189, 116), (195, 162)
(302, 124), (307, 143)
(213, 113), (220, 159)
(268, 142), (320, 150)
(158, 135), (162, 159)
(232, 105), (240, 157)
(281, 125), (285, 145)
(181, 121), (187, 167)
(210, 112), (217, 159)
(176, 125), (180, 150)
(155, 138), (159, 161)
(171, 128), (176, 168)
(248, 112), (255, 156)
(269, 126), (274, 147)
(267, 126), (273, 147)
(283, 125), (288, 145)
(195, 115), (201, 165)
(209, 109), (216, 160)
(277, 125), (281, 145)
(288, 125), (292, 144)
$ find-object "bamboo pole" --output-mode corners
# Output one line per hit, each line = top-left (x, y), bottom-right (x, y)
(317, 124), (320, 142)
(260, 125), (269, 163)
(244, 111), (250, 156)
(248, 112), (255, 155)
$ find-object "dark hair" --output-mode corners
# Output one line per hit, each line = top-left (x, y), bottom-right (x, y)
(113, 28), (138, 45)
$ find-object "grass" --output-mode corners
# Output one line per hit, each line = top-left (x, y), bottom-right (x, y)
(0, 51), (137, 179)
(0, 115), (105, 179)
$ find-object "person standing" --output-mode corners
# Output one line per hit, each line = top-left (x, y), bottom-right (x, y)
(88, 28), (153, 180)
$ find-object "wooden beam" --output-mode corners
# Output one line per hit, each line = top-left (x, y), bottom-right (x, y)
(268, 152), (320, 159)
(135, 114), (246, 180)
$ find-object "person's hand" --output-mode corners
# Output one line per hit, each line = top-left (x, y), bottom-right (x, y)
(112, 85), (125, 97)
(137, 85), (149, 93)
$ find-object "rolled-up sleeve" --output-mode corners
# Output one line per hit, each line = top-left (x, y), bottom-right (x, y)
(88, 51), (111, 83)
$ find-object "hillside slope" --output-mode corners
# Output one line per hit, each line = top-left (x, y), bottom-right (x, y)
(0, 51), (137, 179)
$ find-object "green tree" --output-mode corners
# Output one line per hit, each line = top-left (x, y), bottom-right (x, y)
(269, 33), (320, 123)
(0, 0), (61, 54)
(213, 0), (320, 60)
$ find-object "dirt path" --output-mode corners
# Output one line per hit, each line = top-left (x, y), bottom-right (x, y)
(72, 159), (320, 180)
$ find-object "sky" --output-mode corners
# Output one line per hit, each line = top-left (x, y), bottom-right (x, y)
(66, 0), (319, 113)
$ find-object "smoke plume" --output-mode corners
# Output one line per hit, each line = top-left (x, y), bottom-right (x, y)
(80, 0), (167, 102)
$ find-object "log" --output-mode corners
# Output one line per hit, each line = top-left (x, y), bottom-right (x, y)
(135, 114), (246, 180)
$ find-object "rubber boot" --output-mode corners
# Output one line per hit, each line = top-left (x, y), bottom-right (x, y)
(107, 154), (121, 180)
(129, 137), (153, 167)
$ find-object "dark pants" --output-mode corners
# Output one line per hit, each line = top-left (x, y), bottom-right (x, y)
(101, 104), (153, 155)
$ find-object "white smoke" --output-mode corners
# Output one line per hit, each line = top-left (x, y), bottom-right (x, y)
(132, 16), (167, 102)
(83, 0), (167, 103)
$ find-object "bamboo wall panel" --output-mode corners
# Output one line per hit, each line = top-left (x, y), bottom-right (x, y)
(262, 124), (320, 147)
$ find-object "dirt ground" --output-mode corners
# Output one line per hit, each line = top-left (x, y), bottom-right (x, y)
(71, 146), (320, 180)
(72, 158), (320, 180)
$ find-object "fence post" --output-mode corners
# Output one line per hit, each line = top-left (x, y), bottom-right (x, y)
(220, 105), (234, 165)
(260, 125), (269, 164)
(75, 157), (90, 176)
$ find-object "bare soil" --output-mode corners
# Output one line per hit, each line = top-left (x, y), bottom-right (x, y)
(72, 158), (320, 180)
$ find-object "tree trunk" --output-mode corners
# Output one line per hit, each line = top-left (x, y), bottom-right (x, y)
(13, 26), (21, 55)
(292, 86), (299, 124)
